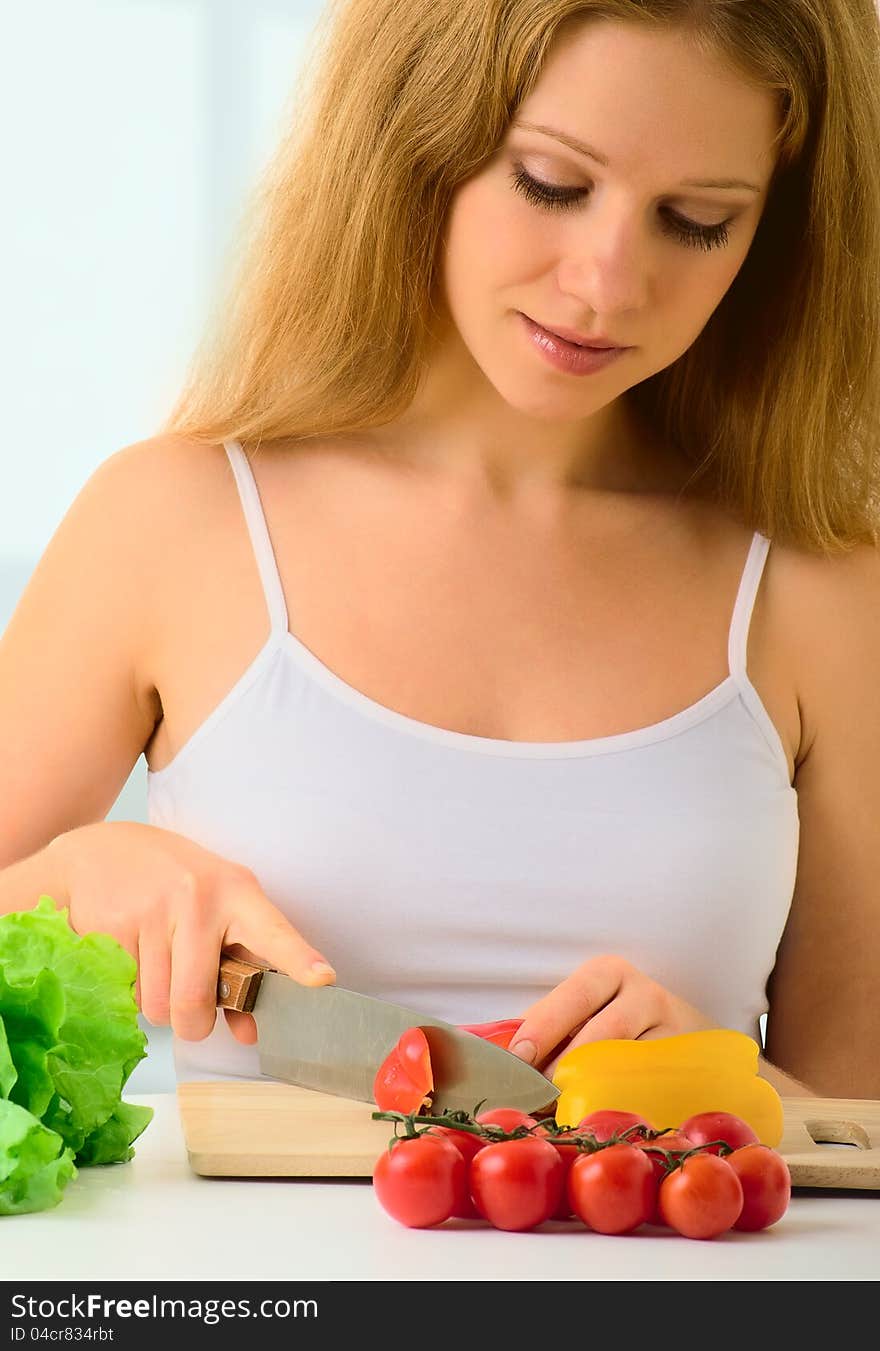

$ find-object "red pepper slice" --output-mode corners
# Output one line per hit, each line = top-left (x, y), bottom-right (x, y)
(372, 1026), (434, 1113)
(458, 1018), (524, 1050)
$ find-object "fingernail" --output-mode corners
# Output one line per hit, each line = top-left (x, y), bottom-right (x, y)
(509, 1038), (537, 1065)
(307, 961), (336, 983)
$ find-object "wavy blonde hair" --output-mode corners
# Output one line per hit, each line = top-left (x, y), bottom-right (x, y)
(162, 0), (880, 552)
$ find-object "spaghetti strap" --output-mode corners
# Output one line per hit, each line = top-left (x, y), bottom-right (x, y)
(727, 532), (770, 679)
(223, 440), (289, 637)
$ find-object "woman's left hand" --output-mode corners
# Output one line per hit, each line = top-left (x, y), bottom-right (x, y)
(508, 955), (717, 1079)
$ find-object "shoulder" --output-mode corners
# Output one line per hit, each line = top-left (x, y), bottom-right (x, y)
(90, 433), (233, 522)
(22, 433), (232, 611)
(78, 433), (241, 589)
(72, 432), (237, 670)
(767, 537), (880, 765)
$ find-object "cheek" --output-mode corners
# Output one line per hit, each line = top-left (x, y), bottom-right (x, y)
(442, 178), (552, 313)
(704, 218), (763, 302)
(659, 245), (753, 346)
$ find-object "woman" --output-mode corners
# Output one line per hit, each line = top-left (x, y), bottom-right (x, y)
(1, 0), (878, 1097)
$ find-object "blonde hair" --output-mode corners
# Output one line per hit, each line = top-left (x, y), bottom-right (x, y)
(162, 0), (880, 553)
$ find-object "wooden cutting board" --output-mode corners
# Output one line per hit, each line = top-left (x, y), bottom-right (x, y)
(176, 1081), (880, 1190)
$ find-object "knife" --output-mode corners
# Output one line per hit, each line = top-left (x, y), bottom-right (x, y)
(216, 956), (559, 1114)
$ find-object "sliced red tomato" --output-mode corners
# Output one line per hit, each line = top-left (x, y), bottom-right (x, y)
(372, 1026), (434, 1113)
(373, 1021), (524, 1113)
(458, 1018), (524, 1050)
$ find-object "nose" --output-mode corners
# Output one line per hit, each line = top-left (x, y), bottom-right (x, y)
(555, 198), (651, 318)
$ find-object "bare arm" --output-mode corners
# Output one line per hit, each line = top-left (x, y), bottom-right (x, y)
(0, 440), (164, 876)
(0, 842), (71, 918)
(763, 543), (880, 1099)
(756, 1054), (817, 1097)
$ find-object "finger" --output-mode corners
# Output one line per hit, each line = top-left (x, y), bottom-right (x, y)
(169, 910), (224, 1042)
(224, 1009), (258, 1045)
(508, 956), (627, 1069)
(565, 988), (655, 1046)
(222, 884), (336, 987)
(136, 927), (172, 1028)
(542, 989), (657, 1078)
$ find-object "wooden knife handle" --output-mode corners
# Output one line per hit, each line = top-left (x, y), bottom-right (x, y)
(216, 956), (271, 1012)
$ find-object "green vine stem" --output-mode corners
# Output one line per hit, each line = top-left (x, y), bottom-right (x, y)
(370, 1106), (735, 1167)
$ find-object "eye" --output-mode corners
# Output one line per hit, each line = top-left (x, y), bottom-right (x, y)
(509, 164), (732, 253)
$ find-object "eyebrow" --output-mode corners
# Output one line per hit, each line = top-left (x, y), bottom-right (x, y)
(512, 120), (762, 193)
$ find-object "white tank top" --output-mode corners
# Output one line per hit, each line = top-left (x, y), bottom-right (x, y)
(148, 440), (799, 1082)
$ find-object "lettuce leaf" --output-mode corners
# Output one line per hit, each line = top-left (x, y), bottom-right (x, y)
(0, 896), (154, 1211)
(0, 1098), (77, 1215)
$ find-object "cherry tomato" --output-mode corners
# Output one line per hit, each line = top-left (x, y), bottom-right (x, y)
(534, 1125), (582, 1219)
(636, 1130), (697, 1224)
(458, 1019), (524, 1050)
(658, 1153), (744, 1239)
(678, 1111), (759, 1155)
(372, 1026), (433, 1114)
(639, 1128), (698, 1166)
(475, 1107), (539, 1134)
(567, 1143), (657, 1235)
(725, 1144), (792, 1231)
(372, 1134), (466, 1228)
(575, 1109), (655, 1143)
(426, 1125), (485, 1218)
(426, 1124), (486, 1164)
(470, 1137), (564, 1231)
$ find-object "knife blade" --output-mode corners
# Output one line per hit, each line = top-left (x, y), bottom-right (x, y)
(216, 955), (559, 1114)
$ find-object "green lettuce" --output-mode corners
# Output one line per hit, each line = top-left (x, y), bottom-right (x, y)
(0, 1098), (77, 1215)
(0, 896), (153, 1214)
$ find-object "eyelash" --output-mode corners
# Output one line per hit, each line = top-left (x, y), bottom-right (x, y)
(509, 164), (732, 253)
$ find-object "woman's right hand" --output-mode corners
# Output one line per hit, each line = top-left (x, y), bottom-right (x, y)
(47, 820), (336, 1044)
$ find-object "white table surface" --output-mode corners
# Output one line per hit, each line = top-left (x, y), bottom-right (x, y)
(2, 1093), (879, 1282)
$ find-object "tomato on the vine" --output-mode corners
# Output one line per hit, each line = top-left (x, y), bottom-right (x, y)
(638, 1128), (697, 1170)
(658, 1153), (744, 1239)
(425, 1125), (485, 1218)
(678, 1111), (759, 1155)
(372, 1134), (466, 1228)
(372, 1026), (433, 1114)
(574, 1109), (655, 1142)
(725, 1144), (791, 1231)
(475, 1106), (539, 1133)
(534, 1125), (582, 1219)
(426, 1124), (486, 1164)
(470, 1137), (564, 1231)
(636, 1130), (697, 1224)
(567, 1143), (657, 1235)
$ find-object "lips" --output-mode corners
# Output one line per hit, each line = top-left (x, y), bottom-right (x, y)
(519, 313), (630, 376)
(538, 324), (622, 350)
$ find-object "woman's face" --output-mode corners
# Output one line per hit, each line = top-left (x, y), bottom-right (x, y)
(437, 19), (780, 422)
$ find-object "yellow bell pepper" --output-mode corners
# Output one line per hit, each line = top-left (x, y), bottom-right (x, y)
(552, 1029), (784, 1147)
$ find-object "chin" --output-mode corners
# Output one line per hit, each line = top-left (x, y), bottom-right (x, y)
(487, 369), (607, 422)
